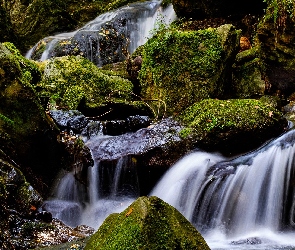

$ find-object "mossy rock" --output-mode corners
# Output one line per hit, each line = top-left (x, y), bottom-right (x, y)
(39, 55), (133, 109)
(84, 196), (210, 250)
(0, 43), (63, 195)
(232, 47), (266, 98)
(139, 24), (240, 116)
(178, 98), (287, 155)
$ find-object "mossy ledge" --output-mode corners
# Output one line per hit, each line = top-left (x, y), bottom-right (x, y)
(178, 98), (287, 155)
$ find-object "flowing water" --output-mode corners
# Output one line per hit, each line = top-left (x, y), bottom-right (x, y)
(26, 0), (176, 66)
(151, 129), (295, 249)
(32, 0), (295, 248)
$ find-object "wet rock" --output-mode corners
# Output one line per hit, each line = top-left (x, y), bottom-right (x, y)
(81, 121), (104, 140)
(42, 201), (83, 228)
(35, 211), (53, 223)
(103, 115), (151, 136)
(231, 237), (262, 245)
(28, 1), (164, 66)
(84, 196), (210, 250)
(85, 118), (188, 194)
(49, 110), (88, 133)
(86, 118), (184, 162)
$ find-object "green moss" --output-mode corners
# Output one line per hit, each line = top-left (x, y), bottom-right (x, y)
(263, 0), (294, 25)
(232, 56), (266, 98)
(179, 99), (282, 135)
(139, 24), (240, 116)
(85, 196), (210, 250)
(2, 42), (42, 86)
(39, 55), (133, 109)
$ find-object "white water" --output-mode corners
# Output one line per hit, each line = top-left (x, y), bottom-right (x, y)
(26, 0), (176, 64)
(151, 129), (295, 249)
(43, 150), (137, 229)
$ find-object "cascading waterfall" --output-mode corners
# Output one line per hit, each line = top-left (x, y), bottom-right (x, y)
(43, 135), (139, 229)
(26, 0), (177, 66)
(31, 0), (295, 248)
(151, 129), (295, 249)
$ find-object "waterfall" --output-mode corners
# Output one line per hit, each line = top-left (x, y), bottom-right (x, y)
(88, 161), (100, 204)
(26, 0), (177, 66)
(151, 129), (295, 249)
(43, 134), (139, 229)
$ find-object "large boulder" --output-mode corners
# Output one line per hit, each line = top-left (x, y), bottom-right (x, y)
(0, 43), (64, 195)
(39, 56), (132, 112)
(178, 98), (288, 155)
(84, 196), (210, 250)
(139, 24), (241, 116)
(172, 0), (266, 19)
(39, 55), (152, 119)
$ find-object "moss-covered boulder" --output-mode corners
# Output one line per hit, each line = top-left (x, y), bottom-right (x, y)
(179, 98), (287, 155)
(139, 24), (240, 116)
(232, 47), (267, 98)
(171, 0), (266, 19)
(257, 0), (295, 97)
(39, 55), (152, 119)
(40, 55), (133, 110)
(0, 43), (64, 195)
(84, 196), (210, 250)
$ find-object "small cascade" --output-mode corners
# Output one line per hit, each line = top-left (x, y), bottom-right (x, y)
(26, 0), (177, 66)
(111, 157), (125, 197)
(43, 135), (139, 229)
(151, 129), (295, 249)
(88, 161), (100, 204)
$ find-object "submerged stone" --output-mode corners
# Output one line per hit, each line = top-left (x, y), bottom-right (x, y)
(84, 196), (210, 250)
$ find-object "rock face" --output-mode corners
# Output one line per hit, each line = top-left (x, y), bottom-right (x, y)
(0, 150), (43, 249)
(172, 0), (266, 19)
(257, 0), (295, 98)
(0, 43), (64, 195)
(179, 98), (288, 155)
(84, 196), (210, 250)
(139, 24), (240, 116)
(232, 47), (267, 98)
